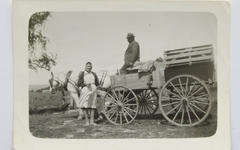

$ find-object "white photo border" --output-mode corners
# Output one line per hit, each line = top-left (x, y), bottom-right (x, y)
(13, 1), (230, 150)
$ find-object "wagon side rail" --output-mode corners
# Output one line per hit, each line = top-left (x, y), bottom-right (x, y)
(164, 44), (214, 68)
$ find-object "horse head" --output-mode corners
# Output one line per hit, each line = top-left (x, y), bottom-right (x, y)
(49, 72), (61, 94)
(49, 71), (75, 94)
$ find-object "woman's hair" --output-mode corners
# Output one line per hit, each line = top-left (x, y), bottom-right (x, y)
(86, 61), (92, 65)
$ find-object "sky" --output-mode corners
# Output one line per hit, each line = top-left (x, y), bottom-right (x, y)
(29, 12), (217, 85)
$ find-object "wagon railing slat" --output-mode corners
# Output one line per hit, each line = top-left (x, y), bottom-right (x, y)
(165, 55), (213, 65)
(164, 44), (212, 54)
(165, 49), (212, 60)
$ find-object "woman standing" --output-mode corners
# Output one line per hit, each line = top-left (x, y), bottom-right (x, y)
(77, 62), (100, 126)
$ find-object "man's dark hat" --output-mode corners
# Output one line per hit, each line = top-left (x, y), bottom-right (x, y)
(127, 33), (135, 38)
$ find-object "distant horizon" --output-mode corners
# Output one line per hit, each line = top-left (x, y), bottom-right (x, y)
(29, 12), (217, 85)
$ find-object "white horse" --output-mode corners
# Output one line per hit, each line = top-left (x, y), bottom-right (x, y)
(49, 71), (80, 113)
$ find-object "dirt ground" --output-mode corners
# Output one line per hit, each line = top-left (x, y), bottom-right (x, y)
(29, 87), (217, 139)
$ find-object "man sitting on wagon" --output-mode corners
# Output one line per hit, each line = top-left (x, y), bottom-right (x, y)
(120, 33), (140, 74)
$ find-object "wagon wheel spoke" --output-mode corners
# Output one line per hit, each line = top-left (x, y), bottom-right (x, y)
(161, 96), (181, 101)
(124, 103), (138, 111)
(115, 88), (121, 101)
(124, 103), (138, 106)
(186, 105), (192, 125)
(105, 106), (117, 115)
(172, 105), (182, 122)
(124, 97), (137, 104)
(162, 101), (181, 107)
(121, 89), (126, 101)
(181, 108), (185, 125)
(122, 110), (129, 123)
(178, 77), (184, 95)
(189, 102), (207, 114)
(146, 103), (156, 111)
(186, 81), (198, 96)
(170, 82), (183, 97)
(165, 88), (182, 99)
(188, 86), (204, 98)
(145, 90), (152, 99)
(108, 111), (117, 120)
(185, 77), (189, 95)
(191, 100), (209, 105)
(147, 95), (157, 101)
(139, 104), (143, 114)
(142, 105), (147, 115)
(106, 101), (118, 107)
(112, 89), (120, 101)
(147, 101), (159, 106)
(188, 104), (200, 121)
(138, 104), (145, 115)
(106, 93), (118, 105)
(140, 105), (144, 114)
(122, 108), (134, 120)
(119, 112), (123, 124)
(141, 104), (152, 114)
(190, 94), (209, 100)
(114, 112), (119, 123)
(124, 106), (138, 113)
(141, 105), (146, 115)
(122, 91), (131, 102)
(120, 89), (126, 101)
(188, 88), (210, 111)
(145, 104), (152, 115)
(118, 88), (124, 101)
(148, 102), (158, 111)
(166, 103), (181, 115)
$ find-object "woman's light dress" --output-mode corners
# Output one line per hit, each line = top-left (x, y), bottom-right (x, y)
(79, 71), (97, 109)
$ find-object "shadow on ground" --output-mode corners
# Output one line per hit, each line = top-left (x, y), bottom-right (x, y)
(29, 87), (217, 139)
(29, 101), (217, 139)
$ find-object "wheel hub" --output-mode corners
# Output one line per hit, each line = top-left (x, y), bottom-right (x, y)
(141, 98), (147, 104)
(117, 101), (124, 111)
(181, 97), (189, 105)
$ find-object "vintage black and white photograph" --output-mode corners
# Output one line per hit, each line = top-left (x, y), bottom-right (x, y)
(28, 12), (217, 139)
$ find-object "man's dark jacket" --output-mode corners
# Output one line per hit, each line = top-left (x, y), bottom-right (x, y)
(124, 41), (140, 64)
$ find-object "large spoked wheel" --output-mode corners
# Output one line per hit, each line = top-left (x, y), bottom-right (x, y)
(159, 74), (212, 127)
(103, 86), (139, 125)
(137, 89), (159, 116)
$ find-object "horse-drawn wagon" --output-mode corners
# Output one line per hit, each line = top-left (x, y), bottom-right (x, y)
(103, 44), (215, 127)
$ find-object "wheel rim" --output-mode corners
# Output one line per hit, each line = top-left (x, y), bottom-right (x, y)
(137, 89), (159, 116)
(159, 74), (212, 127)
(104, 86), (139, 125)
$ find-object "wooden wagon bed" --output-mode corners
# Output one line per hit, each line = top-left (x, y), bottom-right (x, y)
(110, 73), (154, 90)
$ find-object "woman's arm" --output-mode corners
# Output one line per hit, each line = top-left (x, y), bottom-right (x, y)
(92, 72), (100, 87)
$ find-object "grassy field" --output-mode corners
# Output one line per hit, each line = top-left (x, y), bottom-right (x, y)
(29, 87), (217, 139)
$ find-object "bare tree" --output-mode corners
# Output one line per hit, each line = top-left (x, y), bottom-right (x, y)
(28, 12), (57, 71)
